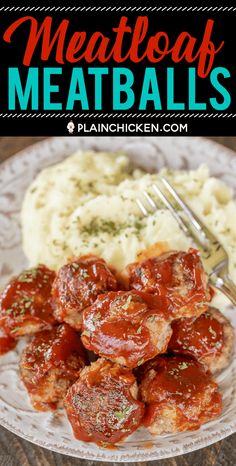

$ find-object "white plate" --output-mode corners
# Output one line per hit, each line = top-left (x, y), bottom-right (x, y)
(0, 136), (236, 462)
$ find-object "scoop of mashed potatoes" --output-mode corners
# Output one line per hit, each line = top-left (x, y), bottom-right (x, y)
(21, 150), (236, 309)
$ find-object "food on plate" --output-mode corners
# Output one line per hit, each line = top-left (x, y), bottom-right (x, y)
(0, 244), (232, 445)
(168, 307), (234, 374)
(82, 290), (172, 368)
(21, 150), (236, 310)
(125, 249), (211, 319)
(140, 355), (222, 435)
(0, 328), (16, 355)
(2, 144), (236, 447)
(64, 358), (145, 445)
(52, 255), (118, 330)
(0, 265), (57, 338)
(20, 323), (87, 411)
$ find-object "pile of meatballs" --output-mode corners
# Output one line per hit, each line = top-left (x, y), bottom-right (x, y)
(0, 248), (234, 446)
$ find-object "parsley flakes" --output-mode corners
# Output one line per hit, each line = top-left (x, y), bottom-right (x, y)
(114, 406), (130, 421)
(121, 295), (132, 310)
(178, 362), (189, 370)
(209, 326), (217, 338)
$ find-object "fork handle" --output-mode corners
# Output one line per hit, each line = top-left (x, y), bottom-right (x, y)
(212, 274), (236, 306)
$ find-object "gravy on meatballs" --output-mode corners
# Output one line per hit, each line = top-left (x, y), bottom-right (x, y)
(168, 307), (234, 374)
(52, 255), (118, 330)
(0, 265), (57, 337)
(82, 290), (172, 368)
(140, 355), (222, 435)
(126, 249), (211, 319)
(20, 323), (87, 411)
(64, 358), (145, 445)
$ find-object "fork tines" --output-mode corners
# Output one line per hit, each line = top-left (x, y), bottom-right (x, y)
(136, 177), (236, 306)
(136, 178), (219, 249)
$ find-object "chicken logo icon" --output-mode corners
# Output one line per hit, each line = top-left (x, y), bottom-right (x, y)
(67, 120), (75, 134)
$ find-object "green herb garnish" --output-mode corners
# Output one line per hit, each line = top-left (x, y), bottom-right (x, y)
(178, 362), (188, 370)
(114, 406), (130, 420)
(93, 312), (101, 322)
(121, 295), (132, 311)
(209, 326), (217, 338)
(137, 358), (145, 366)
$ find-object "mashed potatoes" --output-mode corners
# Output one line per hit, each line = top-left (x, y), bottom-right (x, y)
(21, 150), (236, 308)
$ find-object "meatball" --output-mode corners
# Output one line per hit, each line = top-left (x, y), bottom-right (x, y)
(0, 328), (16, 355)
(126, 248), (211, 319)
(82, 290), (172, 368)
(168, 307), (234, 374)
(140, 355), (222, 435)
(64, 358), (144, 445)
(52, 255), (118, 330)
(20, 323), (87, 411)
(0, 265), (57, 338)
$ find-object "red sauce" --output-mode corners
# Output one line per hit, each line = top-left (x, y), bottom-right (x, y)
(168, 311), (224, 360)
(82, 290), (171, 368)
(127, 249), (210, 318)
(0, 265), (57, 337)
(21, 323), (87, 386)
(141, 355), (222, 430)
(52, 255), (118, 329)
(64, 359), (144, 445)
(20, 323), (87, 411)
(0, 328), (16, 354)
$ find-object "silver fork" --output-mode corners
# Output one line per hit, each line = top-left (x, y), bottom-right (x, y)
(136, 178), (236, 306)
